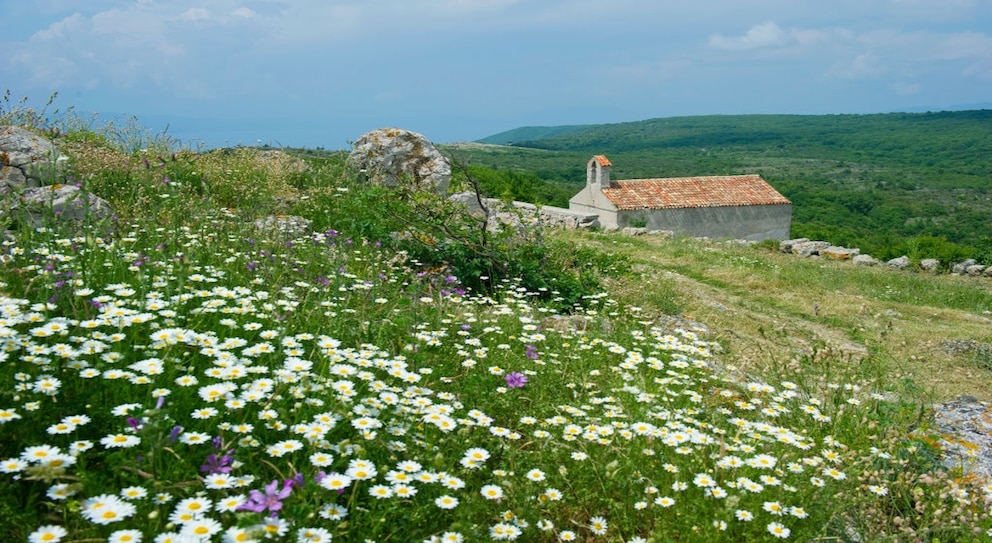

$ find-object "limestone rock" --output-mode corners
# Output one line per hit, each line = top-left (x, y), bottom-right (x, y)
(0, 125), (67, 189)
(791, 240), (830, 257)
(254, 214), (311, 237)
(886, 255), (911, 269)
(11, 184), (113, 227)
(348, 128), (450, 194)
(821, 246), (860, 260)
(852, 254), (879, 266)
(447, 191), (538, 234)
(511, 202), (599, 229)
(919, 258), (940, 273)
(779, 238), (808, 253)
(933, 395), (992, 480)
(966, 264), (986, 276)
(952, 259), (977, 275)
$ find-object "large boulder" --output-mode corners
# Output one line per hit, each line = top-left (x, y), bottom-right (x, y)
(348, 128), (450, 194)
(1, 126), (68, 189)
(11, 184), (113, 228)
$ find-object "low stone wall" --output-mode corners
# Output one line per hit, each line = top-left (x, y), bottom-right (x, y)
(511, 202), (599, 229)
(778, 237), (992, 277)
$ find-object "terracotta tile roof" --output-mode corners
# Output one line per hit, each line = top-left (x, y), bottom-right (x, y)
(602, 175), (790, 210)
(593, 155), (612, 167)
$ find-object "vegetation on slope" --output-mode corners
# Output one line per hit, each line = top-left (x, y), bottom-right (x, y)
(448, 111), (992, 266)
(2, 99), (992, 542)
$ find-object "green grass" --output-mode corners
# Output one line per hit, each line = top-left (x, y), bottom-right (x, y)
(2, 106), (992, 542)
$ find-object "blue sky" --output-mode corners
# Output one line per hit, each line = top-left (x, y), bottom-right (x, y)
(2, 0), (990, 149)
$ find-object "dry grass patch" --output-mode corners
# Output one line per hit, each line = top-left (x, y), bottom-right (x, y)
(557, 229), (992, 403)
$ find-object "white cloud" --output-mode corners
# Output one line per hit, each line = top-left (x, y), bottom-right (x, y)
(708, 21), (789, 50)
(180, 8), (210, 21)
(963, 59), (992, 80)
(32, 12), (86, 40)
(929, 31), (992, 60)
(826, 51), (886, 79)
(232, 7), (258, 19)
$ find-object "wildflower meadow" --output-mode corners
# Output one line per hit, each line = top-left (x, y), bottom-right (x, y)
(2, 99), (992, 542)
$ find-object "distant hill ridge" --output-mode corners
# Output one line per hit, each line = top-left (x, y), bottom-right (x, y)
(476, 110), (992, 157)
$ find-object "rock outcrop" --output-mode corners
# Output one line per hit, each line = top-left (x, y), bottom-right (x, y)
(348, 128), (451, 194)
(12, 184), (114, 227)
(1, 125), (67, 189)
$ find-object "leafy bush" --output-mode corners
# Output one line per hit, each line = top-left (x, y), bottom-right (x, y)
(295, 175), (622, 309)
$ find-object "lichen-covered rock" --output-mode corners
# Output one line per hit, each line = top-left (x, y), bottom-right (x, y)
(886, 255), (911, 269)
(348, 128), (450, 194)
(254, 214), (311, 237)
(447, 190), (538, 234)
(791, 240), (830, 257)
(0, 125), (67, 189)
(11, 184), (113, 227)
(934, 395), (992, 480)
(852, 254), (879, 266)
(821, 246), (860, 260)
(779, 238), (809, 253)
(919, 258), (940, 273)
(952, 259), (977, 275)
(966, 264), (986, 276)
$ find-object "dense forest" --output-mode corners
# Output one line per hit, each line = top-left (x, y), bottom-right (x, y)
(441, 110), (992, 265)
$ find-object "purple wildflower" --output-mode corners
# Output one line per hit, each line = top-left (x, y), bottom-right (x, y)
(200, 450), (235, 475)
(525, 345), (539, 360)
(286, 473), (305, 488)
(505, 372), (528, 388)
(239, 479), (292, 514)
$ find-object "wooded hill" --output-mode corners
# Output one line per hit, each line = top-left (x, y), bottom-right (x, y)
(441, 110), (992, 266)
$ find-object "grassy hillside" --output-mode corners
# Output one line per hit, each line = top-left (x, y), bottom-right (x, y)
(477, 125), (592, 145)
(444, 111), (992, 265)
(3, 105), (992, 542)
